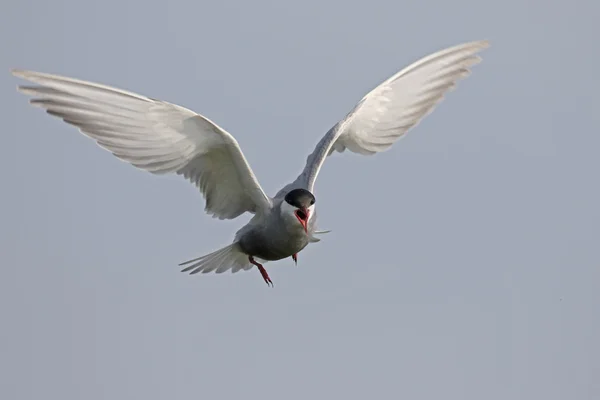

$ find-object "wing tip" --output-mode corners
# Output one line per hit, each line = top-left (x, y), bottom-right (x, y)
(448, 39), (490, 55)
(10, 69), (32, 92)
(471, 39), (491, 52)
(466, 39), (490, 47)
(10, 68), (24, 76)
(10, 68), (36, 81)
(10, 70), (47, 96)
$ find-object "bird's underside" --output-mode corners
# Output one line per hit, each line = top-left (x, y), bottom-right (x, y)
(11, 40), (489, 286)
(179, 189), (320, 286)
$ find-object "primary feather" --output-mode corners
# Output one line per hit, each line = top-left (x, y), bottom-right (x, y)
(11, 69), (272, 220)
(276, 40), (489, 197)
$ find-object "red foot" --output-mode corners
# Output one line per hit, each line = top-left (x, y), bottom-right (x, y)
(292, 253), (298, 265)
(249, 256), (273, 287)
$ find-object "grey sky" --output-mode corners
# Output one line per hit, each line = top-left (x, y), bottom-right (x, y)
(1, 0), (598, 399)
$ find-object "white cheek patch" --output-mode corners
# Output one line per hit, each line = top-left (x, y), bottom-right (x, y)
(280, 201), (315, 222)
(280, 201), (297, 219)
(281, 201), (315, 225)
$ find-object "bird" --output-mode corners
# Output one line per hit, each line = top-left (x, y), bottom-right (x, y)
(11, 40), (489, 286)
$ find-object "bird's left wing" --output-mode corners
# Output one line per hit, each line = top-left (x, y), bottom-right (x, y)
(12, 69), (272, 219)
(276, 40), (489, 198)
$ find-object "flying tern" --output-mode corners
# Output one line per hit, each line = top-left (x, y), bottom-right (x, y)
(11, 40), (489, 286)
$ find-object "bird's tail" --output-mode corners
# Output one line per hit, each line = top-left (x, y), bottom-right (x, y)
(308, 229), (332, 243)
(179, 243), (251, 275)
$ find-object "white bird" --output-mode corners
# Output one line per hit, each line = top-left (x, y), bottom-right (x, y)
(11, 40), (489, 286)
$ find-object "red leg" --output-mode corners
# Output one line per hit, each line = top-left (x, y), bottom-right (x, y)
(292, 253), (298, 265)
(249, 256), (273, 287)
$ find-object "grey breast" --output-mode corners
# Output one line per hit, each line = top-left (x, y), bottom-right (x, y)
(238, 201), (311, 261)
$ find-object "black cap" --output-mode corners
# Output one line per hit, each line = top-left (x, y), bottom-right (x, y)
(284, 188), (315, 209)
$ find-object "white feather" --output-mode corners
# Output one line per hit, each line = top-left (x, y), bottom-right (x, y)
(179, 243), (252, 275)
(276, 40), (490, 197)
(11, 69), (272, 220)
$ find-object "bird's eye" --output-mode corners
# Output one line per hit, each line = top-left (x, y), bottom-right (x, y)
(310, 199), (315, 205)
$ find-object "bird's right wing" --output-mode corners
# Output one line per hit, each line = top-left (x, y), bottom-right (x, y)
(12, 69), (272, 220)
(276, 40), (489, 198)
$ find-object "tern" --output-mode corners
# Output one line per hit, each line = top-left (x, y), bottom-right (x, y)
(11, 40), (489, 286)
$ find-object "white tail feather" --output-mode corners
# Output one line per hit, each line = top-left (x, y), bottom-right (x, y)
(308, 229), (332, 243)
(179, 243), (251, 275)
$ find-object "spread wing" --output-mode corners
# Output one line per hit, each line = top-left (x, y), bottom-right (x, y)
(12, 69), (272, 219)
(276, 40), (489, 198)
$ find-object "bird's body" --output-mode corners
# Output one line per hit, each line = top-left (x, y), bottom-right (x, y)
(11, 40), (489, 286)
(235, 201), (313, 262)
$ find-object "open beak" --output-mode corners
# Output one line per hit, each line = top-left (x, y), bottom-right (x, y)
(294, 207), (310, 233)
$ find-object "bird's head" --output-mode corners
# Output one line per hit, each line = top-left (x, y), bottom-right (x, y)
(281, 188), (316, 233)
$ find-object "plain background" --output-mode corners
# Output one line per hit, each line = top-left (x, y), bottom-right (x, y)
(1, 0), (598, 399)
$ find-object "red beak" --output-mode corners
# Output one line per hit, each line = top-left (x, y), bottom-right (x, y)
(295, 208), (310, 233)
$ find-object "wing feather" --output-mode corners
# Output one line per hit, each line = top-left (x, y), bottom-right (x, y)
(276, 40), (489, 197)
(12, 70), (272, 219)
